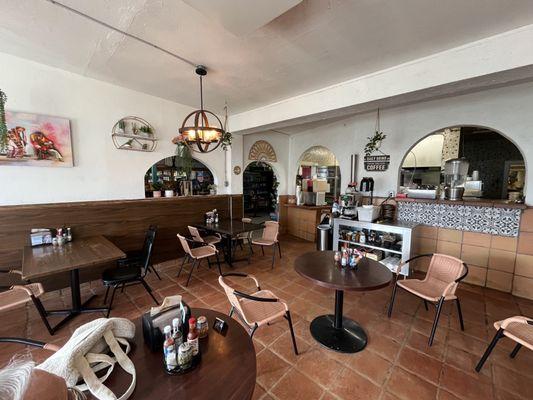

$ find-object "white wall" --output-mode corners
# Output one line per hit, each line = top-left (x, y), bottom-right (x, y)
(288, 81), (533, 204)
(402, 134), (444, 168)
(0, 53), (231, 205)
(242, 132), (290, 195)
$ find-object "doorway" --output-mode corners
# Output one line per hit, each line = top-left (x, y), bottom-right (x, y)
(243, 161), (278, 221)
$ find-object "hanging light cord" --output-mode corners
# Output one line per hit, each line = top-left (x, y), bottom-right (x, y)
(199, 75), (204, 110)
(43, 0), (197, 68)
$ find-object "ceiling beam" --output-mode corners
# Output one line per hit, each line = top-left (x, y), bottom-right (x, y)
(229, 24), (533, 134)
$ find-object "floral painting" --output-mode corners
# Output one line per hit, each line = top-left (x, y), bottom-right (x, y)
(0, 111), (73, 167)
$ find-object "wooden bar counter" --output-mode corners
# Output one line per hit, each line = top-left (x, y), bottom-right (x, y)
(281, 204), (330, 242)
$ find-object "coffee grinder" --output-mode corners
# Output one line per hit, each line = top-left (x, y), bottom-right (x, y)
(444, 158), (469, 201)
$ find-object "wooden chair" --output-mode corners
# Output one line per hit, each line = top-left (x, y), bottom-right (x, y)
(219, 273), (298, 355)
(251, 221), (281, 268)
(0, 270), (53, 335)
(102, 228), (159, 317)
(476, 316), (533, 372)
(388, 253), (468, 346)
(177, 234), (222, 287)
(188, 225), (222, 246)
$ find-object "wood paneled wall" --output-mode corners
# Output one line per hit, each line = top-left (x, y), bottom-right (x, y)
(0, 195), (242, 290)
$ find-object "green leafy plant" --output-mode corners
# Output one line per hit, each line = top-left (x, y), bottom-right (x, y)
(0, 89), (7, 152)
(364, 131), (386, 156)
(139, 125), (152, 135)
(118, 119), (125, 131)
(175, 142), (193, 177)
(151, 181), (163, 191)
(221, 131), (232, 151)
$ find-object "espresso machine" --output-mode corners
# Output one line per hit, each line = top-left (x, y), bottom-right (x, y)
(444, 158), (469, 201)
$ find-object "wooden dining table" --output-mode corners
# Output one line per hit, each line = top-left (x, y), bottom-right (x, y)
(194, 219), (264, 267)
(295, 250), (392, 353)
(22, 235), (125, 333)
(88, 308), (257, 400)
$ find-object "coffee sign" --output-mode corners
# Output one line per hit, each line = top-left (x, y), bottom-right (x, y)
(364, 155), (390, 171)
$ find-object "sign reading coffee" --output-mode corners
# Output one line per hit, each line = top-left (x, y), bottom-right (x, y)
(364, 155), (390, 171)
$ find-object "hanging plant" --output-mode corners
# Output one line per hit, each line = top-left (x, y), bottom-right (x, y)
(0, 89), (8, 152)
(173, 136), (193, 178)
(221, 131), (232, 151)
(364, 108), (387, 156)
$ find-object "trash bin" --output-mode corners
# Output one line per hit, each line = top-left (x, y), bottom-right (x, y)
(316, 224), (332, 251)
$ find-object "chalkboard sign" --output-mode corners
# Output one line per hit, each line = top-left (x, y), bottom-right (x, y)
(364, 155), (390, 171)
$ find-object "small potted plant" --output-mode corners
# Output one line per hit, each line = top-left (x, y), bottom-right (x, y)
(117, 119), (126, 134)
(163, 180), (175, 197)
(208, 184), (217, 195)
(151, 181), (163, 198)
(139, 125), (152, 135)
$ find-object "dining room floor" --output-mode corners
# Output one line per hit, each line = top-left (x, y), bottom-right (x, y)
(1, 234), (532, 400)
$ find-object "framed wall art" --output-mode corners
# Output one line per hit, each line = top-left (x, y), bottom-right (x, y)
(0, 110), (73, 167)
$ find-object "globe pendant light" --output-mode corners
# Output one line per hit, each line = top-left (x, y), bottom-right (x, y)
(178, 65), (225, 153)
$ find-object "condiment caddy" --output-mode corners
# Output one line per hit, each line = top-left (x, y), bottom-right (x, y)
(163, 314), (208, 375)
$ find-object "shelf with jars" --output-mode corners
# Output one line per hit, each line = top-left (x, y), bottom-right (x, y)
(332, 219), (418, 276)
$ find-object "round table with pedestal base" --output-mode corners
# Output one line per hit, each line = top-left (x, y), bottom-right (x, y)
(295, 251), (392, 353)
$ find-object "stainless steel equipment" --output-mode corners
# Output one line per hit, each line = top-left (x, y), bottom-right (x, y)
(407, 187), (438, 199)
(444, 158), (469, 201)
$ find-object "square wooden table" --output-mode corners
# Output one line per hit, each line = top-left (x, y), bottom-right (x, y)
(22, 235), (125, 333)
(194, 219), (264, 267)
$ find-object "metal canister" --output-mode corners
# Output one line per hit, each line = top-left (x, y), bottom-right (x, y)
(178, 342), (193, 369)
(196, 315), (209, 338)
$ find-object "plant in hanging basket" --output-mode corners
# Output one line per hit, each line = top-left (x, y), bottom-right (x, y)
(174, 140), (193, 178)
(0, 89), (8, 152)
(364, 131), (387, 156)
(221, 131), (232, 151)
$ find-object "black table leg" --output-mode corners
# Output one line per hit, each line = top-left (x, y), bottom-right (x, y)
(45, 269), (109, 334)
(309, 289), (368, 353)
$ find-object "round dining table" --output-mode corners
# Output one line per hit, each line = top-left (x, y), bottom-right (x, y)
(89, 308), (257, 400)
(295, 250), (392, 353)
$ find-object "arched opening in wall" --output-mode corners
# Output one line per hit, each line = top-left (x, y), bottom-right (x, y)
(399, 126), (526, 201)
(296, 146), (341, 205)
(144, 155), (215, 197)
(243, 161), (279, 221)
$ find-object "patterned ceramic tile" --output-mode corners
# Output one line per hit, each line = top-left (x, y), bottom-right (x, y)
(398, 202), (521, 237)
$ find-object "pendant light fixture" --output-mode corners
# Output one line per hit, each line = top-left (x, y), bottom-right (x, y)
(177, 65), (225, 153)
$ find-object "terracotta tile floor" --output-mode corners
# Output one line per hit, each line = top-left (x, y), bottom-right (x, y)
(2, 235), (533, 400)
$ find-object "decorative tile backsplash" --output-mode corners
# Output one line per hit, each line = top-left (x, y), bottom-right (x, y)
(397, 201), (522, 237)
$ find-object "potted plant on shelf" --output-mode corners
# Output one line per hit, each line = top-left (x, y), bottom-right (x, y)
(117, 119), (126, 134)
(139, 125), (152, 135)
(151, 181), (163, 198)
(163, 180), (175, 197)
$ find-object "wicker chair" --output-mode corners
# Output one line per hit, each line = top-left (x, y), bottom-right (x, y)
(219, 273), (298, 355)
(177, 234), (222, 286)
(188, 225), (222, 246)
(388, 253), (468, 346)
(232, 218), (254, 260)
(0, 270), (53, 335)
(251, 221), (281, 268)
(476, 316), (533, 372)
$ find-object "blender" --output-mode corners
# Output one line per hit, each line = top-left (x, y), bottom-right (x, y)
(444, 158), (469, 200)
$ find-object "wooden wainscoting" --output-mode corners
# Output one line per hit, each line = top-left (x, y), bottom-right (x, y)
(0, 195), (242, 290)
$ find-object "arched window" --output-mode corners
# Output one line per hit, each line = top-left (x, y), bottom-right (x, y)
(399, 126), (525, 201)
(296, 146), (341, 204)
(144, 156), (215, 197)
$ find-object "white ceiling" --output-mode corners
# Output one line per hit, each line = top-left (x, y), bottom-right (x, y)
(2, 0), (533, 114)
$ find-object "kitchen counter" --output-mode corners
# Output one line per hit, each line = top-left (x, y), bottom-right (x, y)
(395, 197), (527, 209)
(281, 203), (330, 242)
(283, 204), (331, 210)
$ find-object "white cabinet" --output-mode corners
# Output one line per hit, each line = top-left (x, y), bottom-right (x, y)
(332, 219), (418, 276)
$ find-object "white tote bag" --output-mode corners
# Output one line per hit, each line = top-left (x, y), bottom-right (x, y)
(37, 318), (136, 400)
